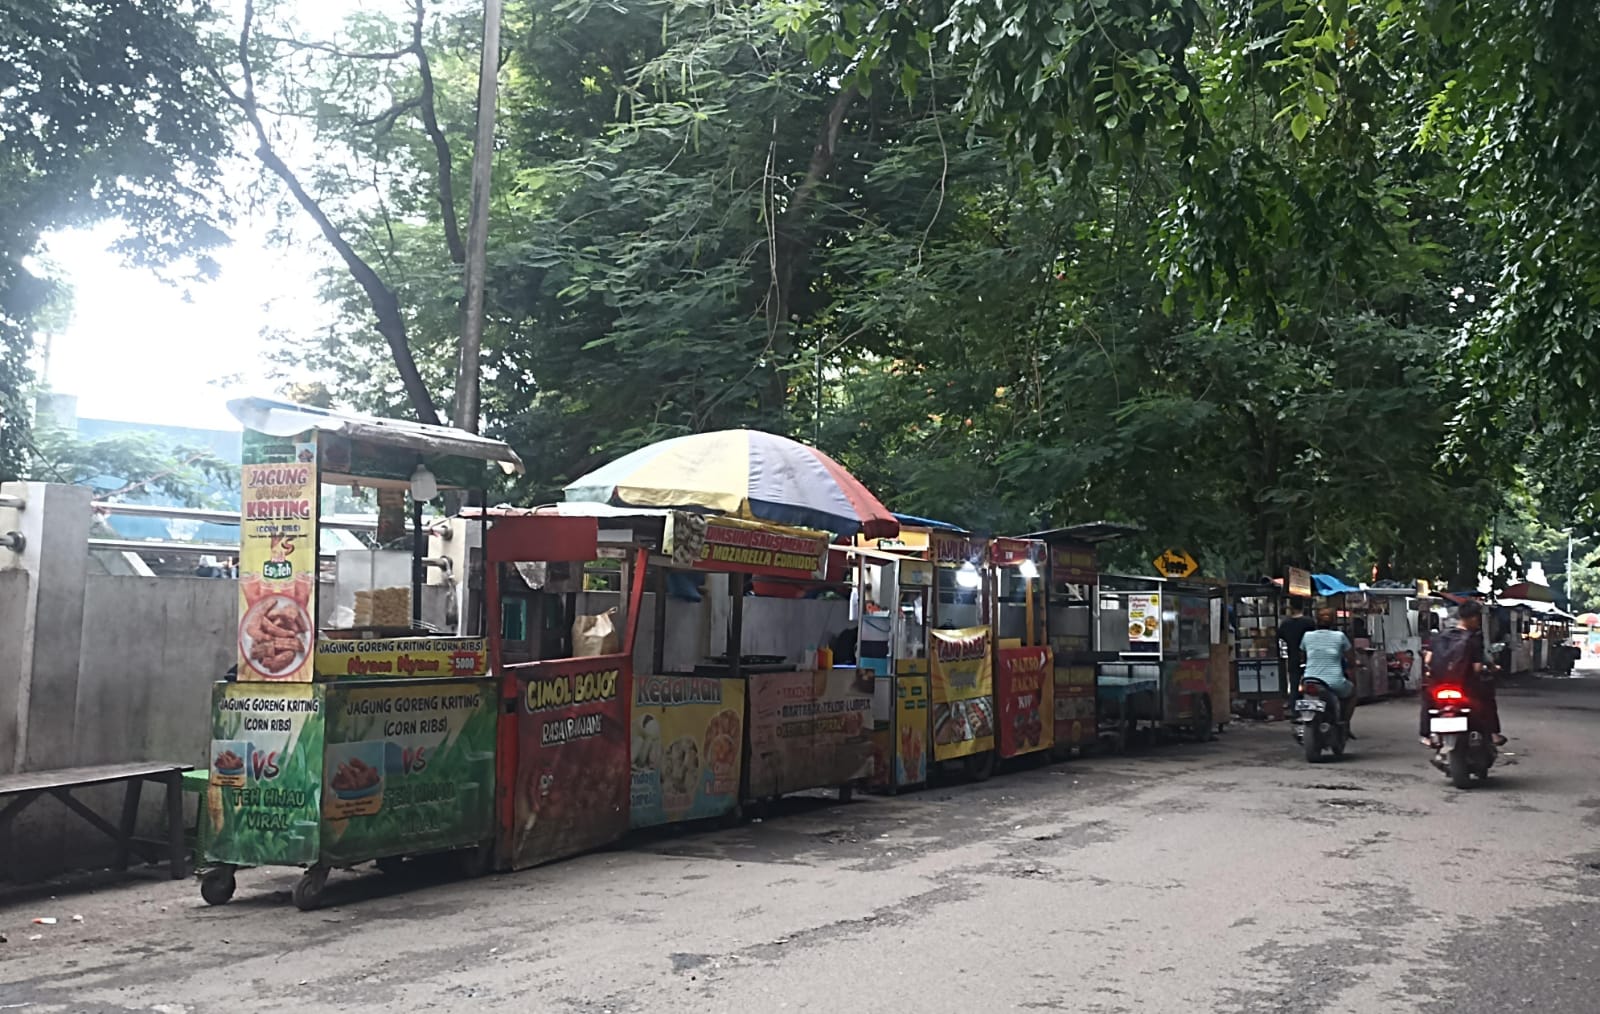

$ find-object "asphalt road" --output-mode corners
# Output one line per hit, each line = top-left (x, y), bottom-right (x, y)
(5, 677), (1600, 1013)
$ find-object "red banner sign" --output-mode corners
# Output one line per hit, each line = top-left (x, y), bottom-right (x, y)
(990, 537), (1040, 567)
(996, 645), (1054, 758)
(507, 655), (630, 869)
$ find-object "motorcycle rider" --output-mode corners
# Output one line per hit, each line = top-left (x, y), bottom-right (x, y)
(1301, 608), (1358, 737)
(1420, 598), (1505, 747)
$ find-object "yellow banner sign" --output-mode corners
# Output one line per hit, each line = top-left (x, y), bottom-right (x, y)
(313, 637), (489, 679)
(930, 627), (994, 760)
(238, 435), (319, 682)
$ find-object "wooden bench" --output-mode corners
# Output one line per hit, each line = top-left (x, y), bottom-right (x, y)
(0, 762), (193, 880)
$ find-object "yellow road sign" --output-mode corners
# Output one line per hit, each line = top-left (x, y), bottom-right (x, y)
(1154, 548), (1199, 579)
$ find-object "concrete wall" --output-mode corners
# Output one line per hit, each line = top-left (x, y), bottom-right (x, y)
(0, 570), (29, 778)
(1, 482), (238, 880)
(3, 576), (234, 880)
(75, 577), (235, 768)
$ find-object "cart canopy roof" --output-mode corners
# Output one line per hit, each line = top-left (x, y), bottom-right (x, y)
(1500, 598), (1573, 620)
(892, 512), (968, 533)
(1312, 573), (1361, 595)
(229, 397), (523, 474)
(1024, 521), (1141, 545)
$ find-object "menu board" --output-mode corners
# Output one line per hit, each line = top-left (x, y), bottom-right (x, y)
(1127, 593), (1162, 650)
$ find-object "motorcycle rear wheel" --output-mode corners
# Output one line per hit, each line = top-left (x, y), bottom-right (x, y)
(1447, 748), (1474, 789)
(1303, 724), (1321, 763)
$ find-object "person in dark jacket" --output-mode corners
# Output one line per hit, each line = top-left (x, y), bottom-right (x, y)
(1277, 599), (1315, 695)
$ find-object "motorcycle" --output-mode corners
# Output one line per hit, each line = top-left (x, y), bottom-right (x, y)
(1292, 677), (1347, 762)
(1425, 641), (1504, 789)
(1386, 650), (1415, 695)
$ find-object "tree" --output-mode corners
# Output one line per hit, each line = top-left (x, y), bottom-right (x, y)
(0, 0), (231, 478)
(26, 424), (235, 508)
(247, 0), (1522, 585)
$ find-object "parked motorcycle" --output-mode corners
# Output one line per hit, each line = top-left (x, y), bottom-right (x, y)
(1293, 678), (1347, 762)
(1425, 642), (1504, 789)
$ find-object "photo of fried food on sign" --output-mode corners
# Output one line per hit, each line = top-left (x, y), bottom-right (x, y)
(242, 595), (312, 677)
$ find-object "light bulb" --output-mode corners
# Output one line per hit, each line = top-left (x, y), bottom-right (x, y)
(409, 463), (438, 502)
(1017, 558), (1039, 580)
(956, 561), (981, 589)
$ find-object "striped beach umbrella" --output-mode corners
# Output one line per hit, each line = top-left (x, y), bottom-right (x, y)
(563, 429), (899, 538)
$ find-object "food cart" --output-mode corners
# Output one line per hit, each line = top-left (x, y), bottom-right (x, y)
(1362, 584), (1424, 695)
(1229, 582), (1286, 716)
(1031, 524), (1138, 754)
(201, 399), (521, 910)
(848, 516), (994, 786)
(1307, 573), (1387, 700)
(990, 538), (1053, 763)
(1499, 582), (1565, 674)
(847, 519), (938, 794)
(928, 527), (998, 779)
(480, 505), (871, 869)
(1097, 574), (1223, 742)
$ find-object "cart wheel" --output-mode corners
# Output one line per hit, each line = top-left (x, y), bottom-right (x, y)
(375, 856), (406, 876)
(200, 865), (236, 906)
(292, 865), (330, 911)
(838, 785), (854, 803)
(964, 751), (995, 782)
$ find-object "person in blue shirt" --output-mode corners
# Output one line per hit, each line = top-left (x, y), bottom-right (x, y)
(1301, 608), (1358, 737)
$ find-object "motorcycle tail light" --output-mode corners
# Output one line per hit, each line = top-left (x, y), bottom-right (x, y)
(1434, 687), (1464, 701)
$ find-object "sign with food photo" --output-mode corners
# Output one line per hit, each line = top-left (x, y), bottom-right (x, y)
(206, 682), (324, 867)
(319, 680), (497, 863)
(996, 645), (1054, 758)
(1052, 663), (1097, 747)
(1127, 593), (1162, 650)
(238, 430), (319, 682)
(895, 676), (930, 786)
(511, 659), (630, 869)
(746, 668), (875, 798)
(629, 675), (745, 829)
(930, 627), (994, 761)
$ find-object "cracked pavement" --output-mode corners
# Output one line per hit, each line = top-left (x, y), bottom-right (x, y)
(4, 676), (1600, 1013)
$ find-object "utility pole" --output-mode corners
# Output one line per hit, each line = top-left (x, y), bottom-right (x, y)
(455, 0), (503, 434)
(1567, 529), (1575, 609)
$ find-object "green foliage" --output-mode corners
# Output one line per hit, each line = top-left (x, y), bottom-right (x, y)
(0, 0), (232, 478)
(26, 424), (236, 507)
(251, 0), (1586, 585)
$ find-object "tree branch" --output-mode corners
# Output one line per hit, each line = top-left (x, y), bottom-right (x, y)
(259, 35), (412, 61)
(413, 0), (465, 264)
(354, 95), (423, 130)
(228, 0), (442, 426)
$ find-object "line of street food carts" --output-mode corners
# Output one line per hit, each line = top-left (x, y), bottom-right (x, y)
(203, 398), (1552, 909)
